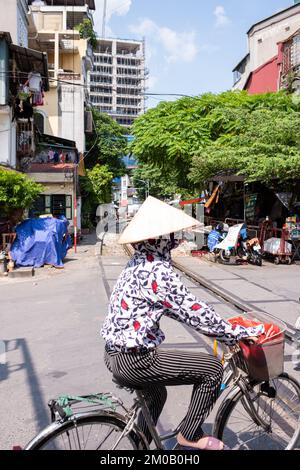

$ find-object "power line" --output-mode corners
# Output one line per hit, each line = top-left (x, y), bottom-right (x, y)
(0, 71), (195, 98)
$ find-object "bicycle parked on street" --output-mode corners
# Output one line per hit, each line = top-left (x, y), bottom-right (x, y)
(24, 312), (300, 451)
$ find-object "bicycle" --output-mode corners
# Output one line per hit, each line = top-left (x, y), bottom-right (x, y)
(25, 330), (300, 450)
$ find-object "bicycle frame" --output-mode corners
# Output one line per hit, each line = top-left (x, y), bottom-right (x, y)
(213, 348), (273, 435)
(39, 346), (276, 451)
(110, 389), (179, 450)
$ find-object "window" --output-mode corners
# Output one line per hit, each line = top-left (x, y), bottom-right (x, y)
(29, 195), (45, 217)
(66, 195), (72, 220)
(29, 195), (73, 220)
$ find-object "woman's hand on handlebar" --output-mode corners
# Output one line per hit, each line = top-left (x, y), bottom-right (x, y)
(243, 336), (259, 345)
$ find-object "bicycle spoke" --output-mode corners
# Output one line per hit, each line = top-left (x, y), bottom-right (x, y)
(218, 375), (300, 450)
(96, 427), (116, 450)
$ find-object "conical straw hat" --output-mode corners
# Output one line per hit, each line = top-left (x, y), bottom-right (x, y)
(118, 196), (200, 244)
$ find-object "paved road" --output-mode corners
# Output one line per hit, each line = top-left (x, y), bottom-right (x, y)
(0, 240), (299, 449)
(175, 256), (300, 328)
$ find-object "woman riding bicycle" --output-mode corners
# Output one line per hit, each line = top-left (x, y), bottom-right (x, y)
(101, 197), (264, 451)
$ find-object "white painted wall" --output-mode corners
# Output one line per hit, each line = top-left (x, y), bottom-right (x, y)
(59, 84), (85, 154)
(233, 5), (300, 89)
(0, 109), (16, 168)
(0, 0), (28, 46)
(249, 13), (300, 71)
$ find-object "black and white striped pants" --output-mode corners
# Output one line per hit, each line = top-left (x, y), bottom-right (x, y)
(104, 346), (223, 442)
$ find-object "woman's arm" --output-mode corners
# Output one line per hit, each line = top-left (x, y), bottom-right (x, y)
(139, 263), (264, 346)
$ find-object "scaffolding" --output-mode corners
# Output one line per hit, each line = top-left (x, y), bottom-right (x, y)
(89, 39), (146, 127)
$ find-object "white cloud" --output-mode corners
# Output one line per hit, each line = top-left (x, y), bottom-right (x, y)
(93, 0), (132, 36)
(129, 19), (198, 64)
(214, 5), (230, 27)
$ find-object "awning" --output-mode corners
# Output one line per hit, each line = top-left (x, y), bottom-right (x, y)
(38, 133), (78, 151)
(10, 44), (49, 91)
(210, 174), (245, 183)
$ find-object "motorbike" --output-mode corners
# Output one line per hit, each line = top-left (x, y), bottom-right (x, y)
(207, 223), (229, 254)
(213, 223), (262, 266)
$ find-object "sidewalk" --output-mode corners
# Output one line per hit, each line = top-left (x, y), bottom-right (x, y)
(0, 232), (99, 284)
(173, 255), (300, 328)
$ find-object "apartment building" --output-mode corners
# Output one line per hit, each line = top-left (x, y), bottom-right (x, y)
(89, 38), (146, 127)
(28, 0), (94, 151)
(0, 0), (29, 47)
(24, 0), (96, 228)
(0, 0), (49, 171)
(233, 1), (300, 94)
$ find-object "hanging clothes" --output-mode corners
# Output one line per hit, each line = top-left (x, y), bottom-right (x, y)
(28, 72), (42, 93)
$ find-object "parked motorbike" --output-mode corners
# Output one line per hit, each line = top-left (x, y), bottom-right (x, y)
(213, 223), (262, 266)
(207, 223), (229, 253)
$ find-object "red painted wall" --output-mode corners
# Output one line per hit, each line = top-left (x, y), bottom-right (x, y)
(246, 56), (279, 94)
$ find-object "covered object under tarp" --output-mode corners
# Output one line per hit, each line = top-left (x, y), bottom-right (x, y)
(10, 217), (72, 268)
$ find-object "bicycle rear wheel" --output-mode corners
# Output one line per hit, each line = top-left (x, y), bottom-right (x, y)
(215, 373), (300, 450)
(25, 412), (147, 450)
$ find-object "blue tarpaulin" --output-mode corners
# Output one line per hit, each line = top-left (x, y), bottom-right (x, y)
(207, 230), (222, 252)
(11, 217), (72, 268)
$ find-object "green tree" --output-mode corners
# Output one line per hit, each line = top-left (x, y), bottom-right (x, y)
(80, 165), (113, 228)
(82, 110), (128, 226)
(131, 91), (300, 197)
(189, 108), (300, 186)
(0, 168), (42, 223)
(86, 110), (127, 177)
(132, 164), (194, 200)
(76, 18), (97, 49)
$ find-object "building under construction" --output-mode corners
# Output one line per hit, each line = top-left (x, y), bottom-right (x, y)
(89, 38), (147, 127)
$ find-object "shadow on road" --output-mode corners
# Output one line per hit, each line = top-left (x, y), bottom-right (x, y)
(0, 338), (49, 431)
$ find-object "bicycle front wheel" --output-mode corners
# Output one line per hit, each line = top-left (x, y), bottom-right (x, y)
(215, 373), (300, 450)
(25, 412), (146, 450)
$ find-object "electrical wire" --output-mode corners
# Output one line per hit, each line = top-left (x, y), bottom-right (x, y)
(0, 71), (195, 98)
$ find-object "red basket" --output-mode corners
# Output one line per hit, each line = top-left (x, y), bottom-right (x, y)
(229, 313), (286, 382)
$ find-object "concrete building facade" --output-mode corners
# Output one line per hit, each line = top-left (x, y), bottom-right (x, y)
(25, 0), (96, 229)
(28, 0), (94, 153)
(233, 2), (300, 94)
(0, 0), (29, 47)
(89, 38), (146, 127)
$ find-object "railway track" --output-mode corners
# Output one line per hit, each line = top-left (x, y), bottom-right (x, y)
(123, 244), (300, 344)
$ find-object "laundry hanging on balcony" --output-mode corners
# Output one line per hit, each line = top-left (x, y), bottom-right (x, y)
(28, 72), (42, 92)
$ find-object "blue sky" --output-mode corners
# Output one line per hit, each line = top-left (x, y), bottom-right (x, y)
(93, 1), (293, 107)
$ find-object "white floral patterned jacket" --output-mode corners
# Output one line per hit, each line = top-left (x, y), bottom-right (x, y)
(101, 239), (264, 351)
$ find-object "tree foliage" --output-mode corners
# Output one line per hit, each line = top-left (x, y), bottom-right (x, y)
(76, 18), (97, 49)
(86, 110), (127, 177)
(132, 164), (194, 200)
(82, 110), (128, 226)
(80, 165), (113, 228)
(131, 91), (300, 193)
(0, 168), (42, 220)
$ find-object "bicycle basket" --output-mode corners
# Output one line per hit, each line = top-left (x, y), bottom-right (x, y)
(229, 311), (286, 382)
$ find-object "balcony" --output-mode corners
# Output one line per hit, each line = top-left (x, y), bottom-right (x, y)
(16, 120), (35, 171)
(58, 71), (81, 82)
(281, 33), (300, 90)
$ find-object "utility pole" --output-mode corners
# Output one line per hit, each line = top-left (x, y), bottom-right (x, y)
(102, 0), (108, 38)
